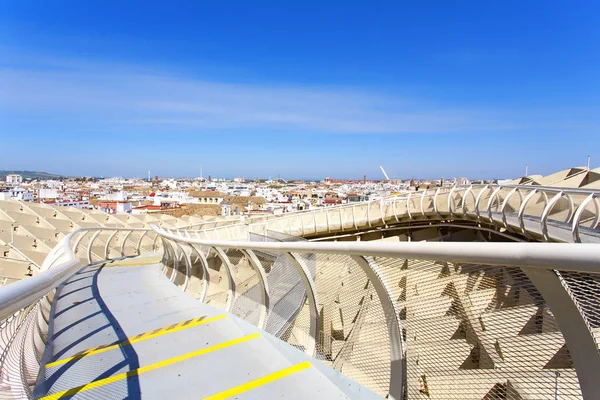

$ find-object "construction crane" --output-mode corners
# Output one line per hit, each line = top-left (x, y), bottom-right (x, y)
(380, 166), (391, 181)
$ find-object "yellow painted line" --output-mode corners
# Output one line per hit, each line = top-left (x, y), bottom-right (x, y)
(46, 314), (227, 368)
(40, 333), (261, 400)
(203, 361), (312, 400)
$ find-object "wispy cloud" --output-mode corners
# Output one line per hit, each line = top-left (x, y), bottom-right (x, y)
(0, 56), (535, 134)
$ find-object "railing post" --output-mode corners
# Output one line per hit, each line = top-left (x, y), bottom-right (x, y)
(87, 230), (102, 264)
(120, 230), (133, 257)
(518, 189), (541, 238)
(541, 192), (564, 241)
(172, 241), (192, 292)
(523, 267), (600, 399)
(187, 243), (210, 302)
(160, 238), (179, 283)
(152, 232), (161, 252)
(284, 252), (319, 358)
(500, 187), (521, 231)
(572, 193), (599, 243)
(136, 230), (149, 255)
(461, 185), (475, 218)
(71, 230), (89, 257)
(486, 185), (503, 224)
(350, 255), (404, 400)
(240, 249), (270, 331)
(474, 184), (489, 221)
(213, 247), (237, 313)
(447, 185), (457, 217)
(104, 230), (119, 260)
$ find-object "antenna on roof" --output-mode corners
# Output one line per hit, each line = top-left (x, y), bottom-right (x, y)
(588, 156), (591, 170)
(525, 164), (528, 177)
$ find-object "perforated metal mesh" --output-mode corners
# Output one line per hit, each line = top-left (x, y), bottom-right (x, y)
(378, 258), (582, 399)
(287, 253), (391, 398)
(185, 241), (592, 399)
(0, 300), (47, 400)
(559, 271), (600, 352)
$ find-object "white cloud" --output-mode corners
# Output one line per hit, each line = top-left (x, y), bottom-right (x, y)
(0, 57), (524, 134)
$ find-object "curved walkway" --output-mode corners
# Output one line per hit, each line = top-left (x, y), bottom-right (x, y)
(35, 257), (381, 399)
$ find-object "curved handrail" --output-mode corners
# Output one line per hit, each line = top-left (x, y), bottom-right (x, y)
(2, 219), (600, 399)
(0, 227), (153, 319)
(182, 183), (600, 244)
(153, 225), (600, 400)
(153, 227), (600, 276)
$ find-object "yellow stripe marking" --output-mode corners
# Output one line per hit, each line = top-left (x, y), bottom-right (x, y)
(40, 333), (261, 400)
(203, 361), (312, 400)
(46, 314), (227, 368)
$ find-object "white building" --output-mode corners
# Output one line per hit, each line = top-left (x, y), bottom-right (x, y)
(39, 188), (59, 199)
(101, 191), (128, 201)
(5, 174), (23, 186)
(53, 200), (91, 209)
(221, 200), (231, 216)
(0, 188), (34, 202)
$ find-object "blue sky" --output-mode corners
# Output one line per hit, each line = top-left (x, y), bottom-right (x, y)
(1, 1), (599, 179)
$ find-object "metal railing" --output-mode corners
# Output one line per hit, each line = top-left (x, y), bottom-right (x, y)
(154, 227), (600, 400)
(1, 193), (600, 399)
(172, 184), (600, 243)
(0, 227), (161, 399)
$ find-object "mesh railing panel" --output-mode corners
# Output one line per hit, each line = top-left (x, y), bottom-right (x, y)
(381, 259), (581, 399)
(559, 270), (600, 352)
(288, 252), (391, 397)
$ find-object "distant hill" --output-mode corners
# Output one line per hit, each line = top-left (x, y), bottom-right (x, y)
(0, 170), (64, 180)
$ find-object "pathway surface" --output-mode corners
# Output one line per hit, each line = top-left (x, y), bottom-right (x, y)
(35, 257), (380, 399)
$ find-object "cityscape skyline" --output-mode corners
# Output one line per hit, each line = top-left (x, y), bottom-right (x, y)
(2, 160), (595, 182)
